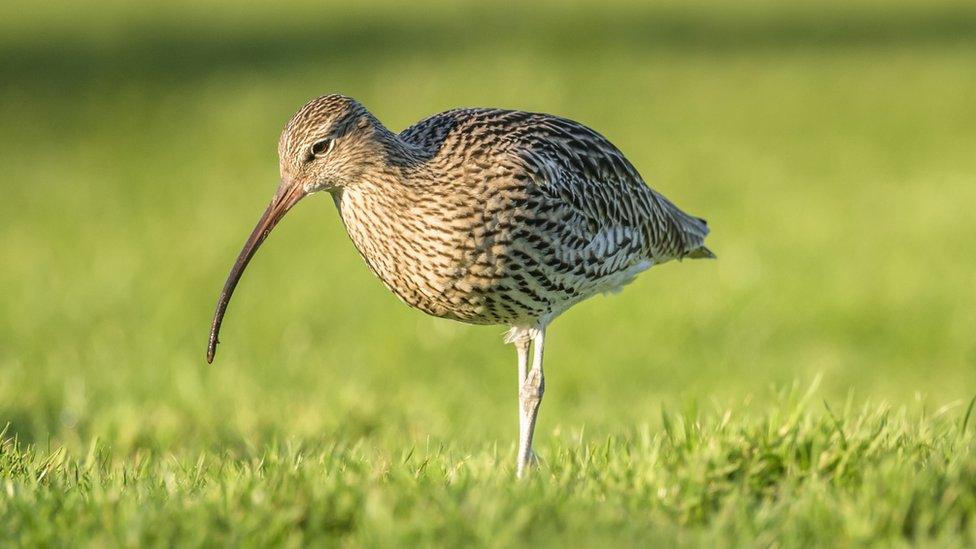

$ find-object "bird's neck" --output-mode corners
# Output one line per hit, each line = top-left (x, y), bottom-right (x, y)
(372, 126), (432, 181)
(329, 146), (459, 318)
(348, 120), (437, 204)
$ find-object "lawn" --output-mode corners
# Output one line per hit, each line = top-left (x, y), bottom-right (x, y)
(1, 0), (976, 545)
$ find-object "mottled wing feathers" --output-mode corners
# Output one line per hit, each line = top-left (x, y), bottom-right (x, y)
(402, 108), (712, 262)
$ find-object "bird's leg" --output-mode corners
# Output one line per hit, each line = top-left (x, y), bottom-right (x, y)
(517, 327), (546, 478)
(513, 333), (533, 474)
(515, 333), (529, 388)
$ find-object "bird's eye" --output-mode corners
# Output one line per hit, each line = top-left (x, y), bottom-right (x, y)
(310, 138), (333, 158)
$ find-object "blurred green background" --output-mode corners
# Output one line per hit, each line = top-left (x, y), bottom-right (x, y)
(1, 0), (975, 454)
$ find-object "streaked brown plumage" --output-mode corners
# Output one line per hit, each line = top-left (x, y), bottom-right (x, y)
(208, 94), (713, 477)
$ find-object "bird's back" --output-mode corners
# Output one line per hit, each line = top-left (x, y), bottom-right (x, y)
(400, 108), (711, 258)
(337, 107), (712, 326)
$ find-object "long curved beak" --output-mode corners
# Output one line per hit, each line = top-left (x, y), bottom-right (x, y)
(207, 180), (308, 363)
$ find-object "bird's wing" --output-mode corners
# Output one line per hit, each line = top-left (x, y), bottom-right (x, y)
(398, 108), (712, 262)
(507, 113), (712, 262)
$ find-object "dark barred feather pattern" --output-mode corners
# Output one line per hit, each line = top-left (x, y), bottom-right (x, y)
(283, 96), (712, 327)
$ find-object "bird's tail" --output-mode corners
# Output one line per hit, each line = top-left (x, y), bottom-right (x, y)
(671, 208), (715, 259)
(647, 190), (715, 260)
(686, 245), (716, 259)
(672, 209), (715, 260)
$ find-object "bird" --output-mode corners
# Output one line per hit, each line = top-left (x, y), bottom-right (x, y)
(207, 94), (713, 478)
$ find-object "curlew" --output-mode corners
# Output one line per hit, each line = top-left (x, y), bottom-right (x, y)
(207, 95), (713, 477)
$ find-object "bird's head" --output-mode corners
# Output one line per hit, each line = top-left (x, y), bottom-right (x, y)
(279, 94), (385, 193)
(206, 94), (382, 363)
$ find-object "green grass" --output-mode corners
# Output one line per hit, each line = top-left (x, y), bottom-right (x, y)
(4, 388), (976, 545)
(2, 0), (976, 545)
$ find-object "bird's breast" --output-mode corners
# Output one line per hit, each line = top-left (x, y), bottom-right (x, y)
(334, 185), (510, 323)
(332, 180), (651, 326)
